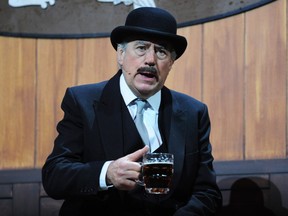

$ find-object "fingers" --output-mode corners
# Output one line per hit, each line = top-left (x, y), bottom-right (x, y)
(107, 160), (140, 190)
(126, 145), (149, 162)
(106, 146), (149, 191)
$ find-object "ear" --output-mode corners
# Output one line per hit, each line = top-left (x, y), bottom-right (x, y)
(168, 59), (174, 70)
(117, 48), (125, 66)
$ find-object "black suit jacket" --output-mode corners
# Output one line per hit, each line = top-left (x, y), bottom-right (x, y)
(42, 70), (222, 216)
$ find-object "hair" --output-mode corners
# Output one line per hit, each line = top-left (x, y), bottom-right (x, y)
(117, 42), (128, 52)
(170, 50), (177, 61)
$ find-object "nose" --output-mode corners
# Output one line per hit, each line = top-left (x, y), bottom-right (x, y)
(144, 47), (156, 66)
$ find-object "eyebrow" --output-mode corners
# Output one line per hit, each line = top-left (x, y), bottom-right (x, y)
(134, 40), (168, 49)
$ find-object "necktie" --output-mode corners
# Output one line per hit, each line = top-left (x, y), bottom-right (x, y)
(134, 99), (150, 149)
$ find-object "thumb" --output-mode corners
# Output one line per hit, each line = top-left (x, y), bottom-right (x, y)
(126, 145), (149, 162)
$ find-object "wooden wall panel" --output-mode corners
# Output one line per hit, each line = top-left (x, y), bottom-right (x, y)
(245, 0), (286, 159)
(166, 25), (202, 101)
(202, 14), (245, 160)
(0, 1), (286, 169)
(14, 183), (40, 216)
(76, 38), (118, 85)
(36, 38), (118, 167)
(0, 37), (36, 168)
(36, 39), (78, 167)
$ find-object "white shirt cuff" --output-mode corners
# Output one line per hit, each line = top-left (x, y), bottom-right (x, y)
(99, 160), (114, 190)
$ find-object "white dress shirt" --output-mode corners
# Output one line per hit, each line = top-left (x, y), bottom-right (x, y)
(99, 74), (162, 189)
(120, 74), (162, 152)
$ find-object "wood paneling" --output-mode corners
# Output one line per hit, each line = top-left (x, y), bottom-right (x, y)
(214, 159), (288, 216)
(1, 160), (288, 216)
(14, 183), (40, 216)
(36, 39), (78, 167)
(166, 25), (202, 101)
(76, 38), (118, 85)
(0, 37), (36, 168)
(203, 14), (245, 160)
(245, 0), (286, 159)
(0, 0), (286, 168)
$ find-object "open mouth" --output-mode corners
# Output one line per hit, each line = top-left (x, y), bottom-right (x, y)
(139, 71), (156, 78)
(137, 67), (158, 79)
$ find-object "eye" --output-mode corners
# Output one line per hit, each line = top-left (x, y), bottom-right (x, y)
(135, 45), (147, 55)
(156, 48), (168, 59)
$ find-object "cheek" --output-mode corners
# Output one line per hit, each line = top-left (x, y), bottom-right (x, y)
(122, 56), (142, 72)
(158, 62), (173, 83)
(160, 62), (173, 75)
(159, 58), (173, 68)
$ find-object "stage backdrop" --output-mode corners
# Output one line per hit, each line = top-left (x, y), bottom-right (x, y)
(0, 0), (276, 38)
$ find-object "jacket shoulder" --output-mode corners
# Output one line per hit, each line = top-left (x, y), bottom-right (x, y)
(69, 81), (107, 92)
(170, 90), (206, 109)
(67, 81), (108, 100)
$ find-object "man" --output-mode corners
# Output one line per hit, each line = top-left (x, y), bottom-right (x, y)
(42, 7), (222, 216)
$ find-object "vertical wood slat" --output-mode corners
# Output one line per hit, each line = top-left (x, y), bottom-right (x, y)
(166, 25), (202, 101)
(0, 199), (12, 216)
(40, 197), (63, 216)
(203, 14), (245, 160)
(76, 38), (118, 85)
(245, 0), (286, 159)
(0, 184), (13, 216)
(36, 39), (78, 167)
(0, 37), (36, 168)
(13, 183), (40, 216)
(268, 173), (288, 216)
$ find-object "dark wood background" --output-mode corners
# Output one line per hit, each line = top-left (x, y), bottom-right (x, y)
(1, 159), (287, 215)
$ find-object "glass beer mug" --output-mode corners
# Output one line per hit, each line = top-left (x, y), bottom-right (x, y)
(138, 152), (174, 194)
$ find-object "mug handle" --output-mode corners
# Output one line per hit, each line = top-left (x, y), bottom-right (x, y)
(135, 162), (145, 186)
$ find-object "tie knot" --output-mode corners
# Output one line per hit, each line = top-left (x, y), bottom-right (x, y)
(135, 99), (147, 114)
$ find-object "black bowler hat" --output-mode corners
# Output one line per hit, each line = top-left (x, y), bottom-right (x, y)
(110, 7), (187, 60)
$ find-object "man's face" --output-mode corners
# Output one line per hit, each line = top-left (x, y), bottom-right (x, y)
(117, 40), (175, 99)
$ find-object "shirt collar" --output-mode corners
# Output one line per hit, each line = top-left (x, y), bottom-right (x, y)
(120, 73), (161, 111)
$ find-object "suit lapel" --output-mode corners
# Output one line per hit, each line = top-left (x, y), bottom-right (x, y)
(161, 88), (186, 192)
(93, 71), (125, 160)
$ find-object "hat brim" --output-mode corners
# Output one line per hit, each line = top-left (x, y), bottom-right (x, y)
(110, 26), (187, 60)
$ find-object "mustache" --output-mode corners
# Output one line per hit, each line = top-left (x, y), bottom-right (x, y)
(137, 67), (158, 74)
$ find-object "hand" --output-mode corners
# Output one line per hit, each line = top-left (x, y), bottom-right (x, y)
(106, 145), (149, 190)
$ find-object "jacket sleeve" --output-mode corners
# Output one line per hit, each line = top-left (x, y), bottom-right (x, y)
(41, 87), (105, 200)
(174, 103), (222, 215)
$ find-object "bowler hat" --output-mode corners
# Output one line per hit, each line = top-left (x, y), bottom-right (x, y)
(110, 7), (187, 60)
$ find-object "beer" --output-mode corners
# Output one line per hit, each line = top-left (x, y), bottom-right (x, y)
(142, 162), (173, 194)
